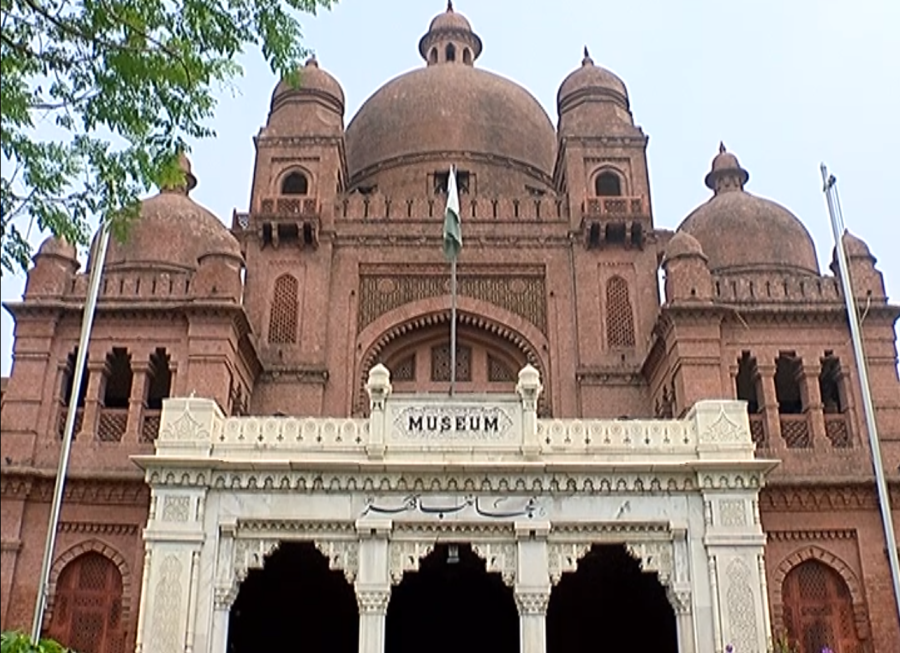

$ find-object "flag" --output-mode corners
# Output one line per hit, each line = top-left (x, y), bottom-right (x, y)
(442, 166), (462, 260)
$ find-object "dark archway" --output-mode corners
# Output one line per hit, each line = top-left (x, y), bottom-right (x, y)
(547, 544), (677, 653)
(386, 544), (518, 653)
(227, 542), (358, 653)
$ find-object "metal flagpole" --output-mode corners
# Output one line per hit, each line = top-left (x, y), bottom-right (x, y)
(31, 221), (111, 643)
(450, 256), (458, 396)
(821, 163), (900, 622)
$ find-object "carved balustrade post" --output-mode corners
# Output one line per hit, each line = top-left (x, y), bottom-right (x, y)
(515, 521), (550, 653)
(366, 364), (391, 460)
(355, 519), (392, 653)
(798, 360), (826, 447)
(78, 359), (107, 439)
(126, 361), (150, 442)
(755, 363), (783, 451)
(516, 365), (542, 459)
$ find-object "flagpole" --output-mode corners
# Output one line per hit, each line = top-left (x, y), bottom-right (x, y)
(31, 222), (111, 643)
(450, 256), (457, 396)
(821, 163), (900, 622)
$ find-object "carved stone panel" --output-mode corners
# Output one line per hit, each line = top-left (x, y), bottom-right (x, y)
(389, 540), (435, 585)
(471, 541), (517, 586)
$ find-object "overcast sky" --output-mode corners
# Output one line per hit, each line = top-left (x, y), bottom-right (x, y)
(1, 0), (898, 376)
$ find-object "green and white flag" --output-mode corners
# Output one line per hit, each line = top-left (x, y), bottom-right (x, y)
(442, 166), (462, 261)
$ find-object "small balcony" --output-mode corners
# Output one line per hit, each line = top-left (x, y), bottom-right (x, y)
(824, 413), (852, 448)
(97, 407), (129, 442)
(779, 414), (811, 449)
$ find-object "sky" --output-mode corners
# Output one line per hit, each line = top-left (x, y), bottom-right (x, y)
(1, 0), (898, 376)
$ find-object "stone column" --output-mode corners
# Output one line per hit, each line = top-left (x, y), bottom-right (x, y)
(78, 359), (107, 439)
(356, 519), (392, 653)
(515, 521), (550, 653)
(799, 359), (825, 447)
(755, 363), (782, 450)
(126, 360), (150, 442)
(516, 365), (543, 459)
(366, 365), (391, 460)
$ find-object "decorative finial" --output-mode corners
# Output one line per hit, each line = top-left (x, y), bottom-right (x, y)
(582, 45), (593, 66)
(719, 141), (727, 154)
(447, 0), (453, 11)
(305, 55), (318, 68)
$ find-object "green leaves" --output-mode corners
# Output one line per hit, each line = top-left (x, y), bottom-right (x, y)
(0, 631), (69, 653)
(1, 0), (335, 274)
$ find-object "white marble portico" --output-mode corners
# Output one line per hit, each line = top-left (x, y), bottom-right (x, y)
(132, 365), (777, 653)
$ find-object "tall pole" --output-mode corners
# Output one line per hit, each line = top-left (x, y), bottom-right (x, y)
(821, 163), (900, 622)
(450, 256), (457, 396)
(31, 222), (111, 643)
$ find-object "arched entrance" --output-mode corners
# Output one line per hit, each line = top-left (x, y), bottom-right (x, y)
(782, 559), (865, 653)
(46, 551), (127, 653)
(546, 544), (677, 653)
(385, 543), (519, 653)
(227, 541), (358, 653)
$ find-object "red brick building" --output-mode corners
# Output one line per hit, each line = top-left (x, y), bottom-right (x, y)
(1, 5), (898, 653)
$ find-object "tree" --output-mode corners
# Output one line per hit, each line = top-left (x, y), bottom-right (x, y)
(1, 0), (334, 274)
(1, 631), (67, 653)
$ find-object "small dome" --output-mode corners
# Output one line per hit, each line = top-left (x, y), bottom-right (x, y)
(678, 145), (819, 275)
(558, 47), (629, 114)
(418, 2), (483, 64)
(271, 57), (345, 115)
(839, 231), (873, 259)
(663, 231), (707, 263)
(429, 2), (472, 32)
(101, 158), (241, 271)
(36, 236), (77, 261)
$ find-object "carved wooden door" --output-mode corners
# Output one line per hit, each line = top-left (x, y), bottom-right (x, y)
(47, 552), (126, 653)
(782, 560), (864, 653)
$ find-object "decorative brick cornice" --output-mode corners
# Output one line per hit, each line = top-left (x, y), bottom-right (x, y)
(259, 365), (329, 385)
(58, 521), (141, 536)
(759, 484), (879, 512)
(767, 529), (856, 542)
(1, 468), (150, 505)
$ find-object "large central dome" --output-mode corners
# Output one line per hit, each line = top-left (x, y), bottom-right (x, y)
(344, 5), (556, 193)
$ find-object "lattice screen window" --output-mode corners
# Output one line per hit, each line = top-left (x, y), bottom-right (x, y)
(431, 344), (472, 382)
(487, 355), (516, 382)
(268, 274), (299, 344)
(47, 552), (126, 653)
(606, 276), (636, 348)
(391, 355), (416, 382)
(782, 560), (863, 653)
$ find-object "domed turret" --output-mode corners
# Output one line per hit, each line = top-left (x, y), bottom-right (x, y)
(662, 232), (712, 303)
(557, 47), (632, 134)
(25, 236), (80, 298)
(419, 1), (482, 66)
(344, 5), (555, 195)
(267, 57), (345, 136)
(99, 156), (241, 272)
(677, 144), (819, 275)
(831, 230), (886, 301)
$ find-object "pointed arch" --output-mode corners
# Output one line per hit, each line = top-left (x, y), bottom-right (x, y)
(771, 546), (869, 642)
(269, 274), (299, 344)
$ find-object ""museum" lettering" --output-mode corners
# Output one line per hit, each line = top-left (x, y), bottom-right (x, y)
(407, 413), (500, 433)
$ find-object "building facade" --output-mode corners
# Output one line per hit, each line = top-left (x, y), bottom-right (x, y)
(1, 4), (899, 653)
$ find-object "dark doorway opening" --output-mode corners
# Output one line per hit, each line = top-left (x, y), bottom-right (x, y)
(547, 544), (677, 653)
(386, 543), (518, 653)
(227, 541), (358, 653)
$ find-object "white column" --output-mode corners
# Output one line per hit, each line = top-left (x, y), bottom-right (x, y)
(209, 596), (231, 653)
(515, 520), (551, 653)
(356, 519), (392, 653)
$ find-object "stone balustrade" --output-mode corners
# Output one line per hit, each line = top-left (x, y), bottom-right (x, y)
(155, 364), (756, 464)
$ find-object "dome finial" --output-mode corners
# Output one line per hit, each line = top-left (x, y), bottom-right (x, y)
(582, 45), (593, 66)
(305, 55), (318, 68)
(447, 0), (453, 11)
(719, 141), (726, 154)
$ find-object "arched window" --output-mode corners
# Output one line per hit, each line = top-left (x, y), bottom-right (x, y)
(268, 274), (299, 344)
(281, 171), (308, 196)
(46, 552), (126, 653)
(462, 48), (472, 64)
(782, 560), (864, 653)
(445, 43), (456, 62)
(429, 47), (438, 64)
(595, 171), (622, 197)
(606, 276), (635, 348)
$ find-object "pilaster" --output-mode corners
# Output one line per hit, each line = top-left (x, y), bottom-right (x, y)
(355, 519), (392, 653)
(515, 521), (550, 653)
(78, 359), (107, 439)
(756, 363), (782, 450)
(798, 360), (825, 447)
(126, 361), (150, 442)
